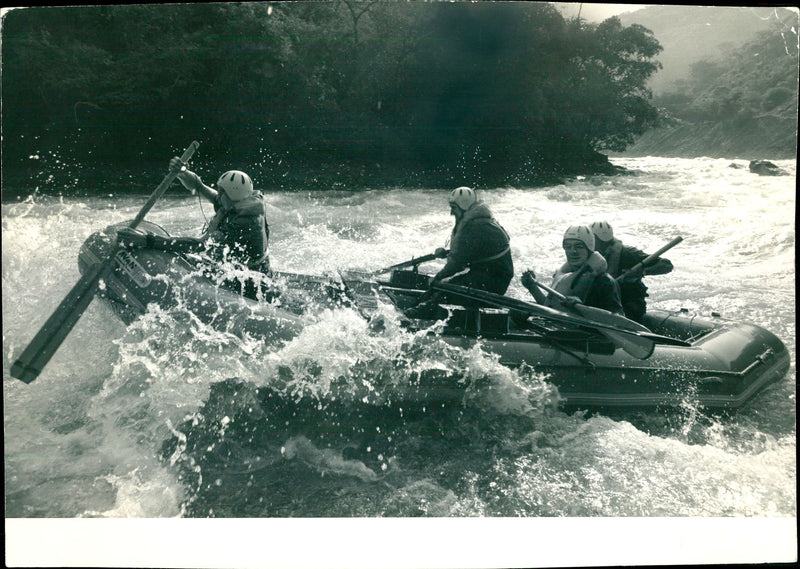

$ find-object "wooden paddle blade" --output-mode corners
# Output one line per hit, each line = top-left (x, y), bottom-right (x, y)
(431, 281), (658, 359)
(599, 328), (655, 359)
(568, 302), (651, 333)
(11, 261), (112, 383)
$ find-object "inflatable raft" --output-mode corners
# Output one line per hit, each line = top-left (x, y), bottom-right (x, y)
(77, 221), (790, 412)
(367, 270), (790, 411)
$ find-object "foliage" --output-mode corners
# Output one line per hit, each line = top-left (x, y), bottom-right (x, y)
(1, 3), (663, 192)
(653, 26), (799, 125)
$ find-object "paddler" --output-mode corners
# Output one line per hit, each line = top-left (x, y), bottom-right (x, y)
(405, 186), (513, 319)
(521, 225), (623, 314)
(590, 221), (674, 323)
(118, 157), (271, 275)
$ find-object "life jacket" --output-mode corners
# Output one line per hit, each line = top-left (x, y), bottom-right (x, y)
(207, 191), (269, 266)
(549, 251), (608, 307)
(600, 239), (624, 278)
(449, 202), (511, 269)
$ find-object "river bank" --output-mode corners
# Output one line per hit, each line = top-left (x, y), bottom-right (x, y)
(618, 115), (797, 160)
(1, 149), (627, 202)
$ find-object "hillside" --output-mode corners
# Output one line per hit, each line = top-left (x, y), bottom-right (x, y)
(618, 5), (795, 94)
(617, 6), (798, 159)
(613, 111), (796, 160)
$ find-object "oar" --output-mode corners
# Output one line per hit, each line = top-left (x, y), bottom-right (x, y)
(11, 141), (200, 384)
(527, 278), (654, 358)
(430, 281), (657, 360)
(365, 250), (448, 277)
(528, 278), (649, 332)
(616, 236), (683, 282)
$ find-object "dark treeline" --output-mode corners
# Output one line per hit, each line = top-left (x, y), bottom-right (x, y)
(2, 2), (663, 194)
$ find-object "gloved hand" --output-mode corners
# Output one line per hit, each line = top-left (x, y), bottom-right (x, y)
(169, 156), (185, 172)
(562, 295), (582, 309)
(434, 247), (448, 259)
(520, 269), (537, 290)
(169, 156), (199, 192)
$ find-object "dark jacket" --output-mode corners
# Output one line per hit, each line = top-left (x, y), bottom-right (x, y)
(584, 274), (625, 314)
(601, 239), (673, 321)
(435, 202), (513, 294)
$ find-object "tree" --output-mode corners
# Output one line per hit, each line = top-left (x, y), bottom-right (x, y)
(2, 3), (665, 192)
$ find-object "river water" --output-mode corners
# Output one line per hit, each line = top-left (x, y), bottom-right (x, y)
(3, 156), (796, 565)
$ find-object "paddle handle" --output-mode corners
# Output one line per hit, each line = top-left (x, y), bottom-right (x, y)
(616, 236), (682, 281)
(129, 141), (199, 229)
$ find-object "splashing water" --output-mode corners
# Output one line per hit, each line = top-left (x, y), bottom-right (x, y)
(2, 157), (795, 524)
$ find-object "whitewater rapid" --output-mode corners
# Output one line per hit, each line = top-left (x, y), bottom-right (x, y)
(3, 156), (796, 564)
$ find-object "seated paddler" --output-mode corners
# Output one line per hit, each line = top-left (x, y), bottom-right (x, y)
(590, 221), (673, 323)
(521, 225), (623, 315)
(405, 186), (513, 319)
(117, 157), (273, 298)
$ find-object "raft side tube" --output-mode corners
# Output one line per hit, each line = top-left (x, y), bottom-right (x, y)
(78, 222), (305, 344)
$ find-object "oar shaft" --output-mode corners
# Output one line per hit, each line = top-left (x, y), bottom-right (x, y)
(130, 141), (199, 229)
(529, 278), (650, 333)
(617, 236), (682, 281)
(531, 279), (565, 300)
(368, 250), (447, 276)
(432, 281), (656, 359)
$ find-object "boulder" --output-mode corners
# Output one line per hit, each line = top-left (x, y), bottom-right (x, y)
(749, 160), (786, 176)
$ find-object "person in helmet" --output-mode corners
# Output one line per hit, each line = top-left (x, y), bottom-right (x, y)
(119, 156), (271, 274)
(406, 186), (513, 318)
(521, 225), (623, 314)
(589, 221), (673, 323)
(434, 186), (513, 290)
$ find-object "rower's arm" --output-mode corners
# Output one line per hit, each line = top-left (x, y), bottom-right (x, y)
(117, 228), (206, 253)
(170, 156), (219, 203)
(521, 271), (548, 305)
(179, 170), (218, 203)
(643, 258), (673, 276)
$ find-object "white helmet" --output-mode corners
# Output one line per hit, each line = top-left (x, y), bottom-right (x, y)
(590, 221), (614, 243)
(449, 186), (477, 211)
(563, 225), (595, 251)
(217, 170), (254, 201)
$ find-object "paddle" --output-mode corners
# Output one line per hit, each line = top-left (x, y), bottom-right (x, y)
(527, 278), (654, 358)
(430, 281), (657, 359)
(616, 236), (683, 282)
(11, 141), (200, 383)
(365, 249), (448, 277)
(527, 278), (649, 332)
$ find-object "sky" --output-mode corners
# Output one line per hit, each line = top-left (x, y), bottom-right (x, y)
(552, 2), (650, 22)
